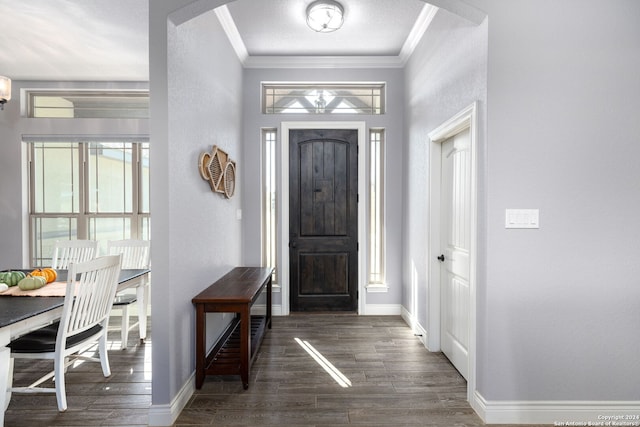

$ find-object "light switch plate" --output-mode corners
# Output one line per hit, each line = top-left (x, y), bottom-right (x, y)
(505, 209), (539, 229)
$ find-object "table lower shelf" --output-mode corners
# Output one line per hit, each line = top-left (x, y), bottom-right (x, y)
(203, 315), (268, 388)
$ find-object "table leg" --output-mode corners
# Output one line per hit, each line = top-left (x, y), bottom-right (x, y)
(194, 305), (206, 389)
(136, 281), (148, 341)
(1, 330), (12, 426)
(239, 305), (250, 390)
(267, 277), (272, 329)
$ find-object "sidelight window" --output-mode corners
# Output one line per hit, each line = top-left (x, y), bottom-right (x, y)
(261, 129), (278, 284)
(369, 129), (385, 287)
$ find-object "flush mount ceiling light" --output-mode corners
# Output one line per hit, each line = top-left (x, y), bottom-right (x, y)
(0, 76), (11, 110)
(306, 0), (344, 33)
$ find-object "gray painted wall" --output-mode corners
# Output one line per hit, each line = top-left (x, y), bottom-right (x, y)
(4, 0), (638, 421)
(403, 7), (488, 334)
(406, 0), (640, 408)
(241, 67), (405, 310)
(466, 0), (640, 401)
(150, 0), (243, 406)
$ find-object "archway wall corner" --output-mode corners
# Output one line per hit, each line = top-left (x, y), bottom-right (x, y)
(420, 0), (487, 25)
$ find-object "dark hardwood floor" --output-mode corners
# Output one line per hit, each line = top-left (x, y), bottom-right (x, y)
(5, 318), (152, 427)
(176, 314), (547, 427)
(5, 314), (547, 426)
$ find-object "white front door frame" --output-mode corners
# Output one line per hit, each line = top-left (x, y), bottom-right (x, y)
(280, 121), (367, 316)
(427, 102), (478, 403)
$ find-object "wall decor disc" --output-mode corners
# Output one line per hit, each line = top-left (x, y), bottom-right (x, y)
(198, 145), (237, 198)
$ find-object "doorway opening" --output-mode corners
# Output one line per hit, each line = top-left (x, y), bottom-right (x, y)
(280, 122), (366, 315)
(288, 128), (359, 312)
(427, 102), (478, 402)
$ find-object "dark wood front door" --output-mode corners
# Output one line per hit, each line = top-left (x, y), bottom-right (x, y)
(289, 129), (358, 312)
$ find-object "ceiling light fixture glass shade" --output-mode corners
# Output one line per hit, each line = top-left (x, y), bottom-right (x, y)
(0, 76), (10, 110)
(306, 0), (344, 33)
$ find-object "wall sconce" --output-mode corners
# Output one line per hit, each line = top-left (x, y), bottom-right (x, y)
(306, 0), (344, 33)
(0, 76), (11, 110)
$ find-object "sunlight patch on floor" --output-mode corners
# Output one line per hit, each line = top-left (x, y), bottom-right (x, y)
(294, 337), (351, 388)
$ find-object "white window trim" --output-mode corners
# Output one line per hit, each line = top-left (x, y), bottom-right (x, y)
(366, 128), (388, 293)
(26, 139), (150, 266)
(262, 82), (385, 115)
(261, 128), (279, 290)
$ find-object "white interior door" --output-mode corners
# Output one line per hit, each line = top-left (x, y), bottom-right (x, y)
(439, 128), (471, 380)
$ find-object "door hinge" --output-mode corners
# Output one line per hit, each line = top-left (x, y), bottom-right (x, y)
(357, 242), (359, 251)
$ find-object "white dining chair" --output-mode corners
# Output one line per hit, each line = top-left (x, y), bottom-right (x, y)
(9, 254), (122, 412)
(51, 239), (98, 270)
(106, 239), (150, 349)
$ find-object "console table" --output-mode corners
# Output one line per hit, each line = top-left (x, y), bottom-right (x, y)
(192, 266), (272, 390)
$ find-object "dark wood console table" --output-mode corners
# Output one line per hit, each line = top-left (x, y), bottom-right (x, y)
(192, 267), (273, 390)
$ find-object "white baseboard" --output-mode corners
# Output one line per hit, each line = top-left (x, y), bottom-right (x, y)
(400, 305), (428, 348)
(148, 372), (195, 426)
(473, 391), (640, 425)
(363, 303), (402, 315)
(269, 304), (399, 316)
(400, 305), (413, 327)
(253, 303), (283, 316)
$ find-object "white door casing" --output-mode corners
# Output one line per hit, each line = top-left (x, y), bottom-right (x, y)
(439, 129), (471, 380)
(427, 102), (478, 401)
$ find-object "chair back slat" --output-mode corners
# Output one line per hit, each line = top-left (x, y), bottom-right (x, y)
(52, 240), (98, 270)
(59, 255), (122, 344)
(106, 240), (150, 269)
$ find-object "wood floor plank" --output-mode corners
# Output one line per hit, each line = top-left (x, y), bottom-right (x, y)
(5, 314), (553, 426)
(182, 314), (522, 426)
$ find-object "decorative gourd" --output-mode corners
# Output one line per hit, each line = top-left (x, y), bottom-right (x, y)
(18, 274), (47, 291)
(45, 267), (57, 283)
(0, 271), (27, 287)
(30, 269), (47, 282)
(30, 268), (57, 284)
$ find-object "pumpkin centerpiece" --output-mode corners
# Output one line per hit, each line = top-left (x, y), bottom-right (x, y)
(18, 274), (47, 291)
(30, 267), (57, 284)
(0, 271), (27, 287)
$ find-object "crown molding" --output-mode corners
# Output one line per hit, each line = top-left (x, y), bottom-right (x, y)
(243, 55), (405, 69)
(399, 4), (439, 66)
(216, 4), (438, 69)
(214, 5), (248, 63)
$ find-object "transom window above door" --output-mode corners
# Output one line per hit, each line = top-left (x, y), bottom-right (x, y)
(262, 83), (385, 115)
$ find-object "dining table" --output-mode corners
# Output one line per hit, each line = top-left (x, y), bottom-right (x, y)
(0, 268), (150, 427)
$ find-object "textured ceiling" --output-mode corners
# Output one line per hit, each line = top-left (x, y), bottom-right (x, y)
(0, 0), (429, 81)
(0, 0), (148, 81)
(227, 0), (427, 57)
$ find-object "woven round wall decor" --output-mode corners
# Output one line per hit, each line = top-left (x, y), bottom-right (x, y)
(198, 145), (236, 199)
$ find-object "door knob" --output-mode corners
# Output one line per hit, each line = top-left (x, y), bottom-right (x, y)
(290, 241), (297, 248)
(437, 254), (445, 262)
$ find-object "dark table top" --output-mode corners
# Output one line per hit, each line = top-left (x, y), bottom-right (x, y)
(0, 268), (149, 329)
(0, 296), (65, 329)
(192, 267), (273, 305)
